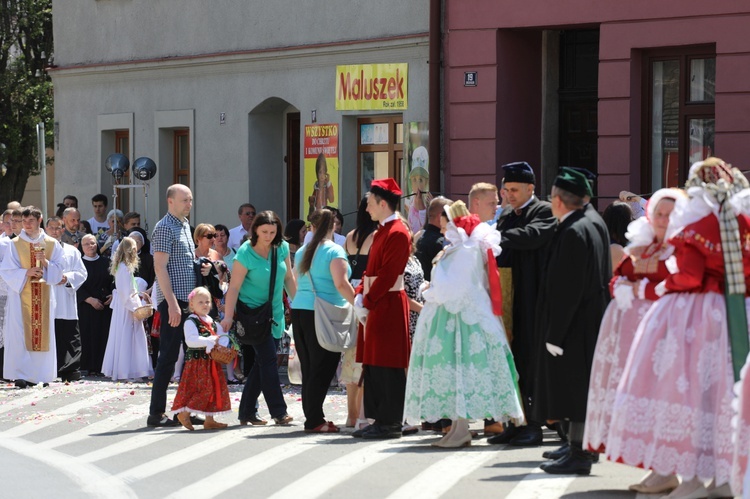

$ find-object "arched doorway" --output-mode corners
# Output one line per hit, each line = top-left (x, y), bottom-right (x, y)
(248, 97), (300, 222)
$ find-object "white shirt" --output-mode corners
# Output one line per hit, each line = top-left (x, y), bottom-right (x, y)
(380, 213), (398, 226)
(228, 225), (248, 249)
(303, 230), (346, 247)
(88, 217), (109, 239)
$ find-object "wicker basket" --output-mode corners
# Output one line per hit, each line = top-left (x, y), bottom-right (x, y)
(210, 344), (238, 365)
(133, 293), (154, 321)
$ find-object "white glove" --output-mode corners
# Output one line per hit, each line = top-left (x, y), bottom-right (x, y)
(353, 294), (369, 325)
(654, 281), (668, 297)
(353, 306), (369, 326)
(546, 343), (564, 357)
(613, 279), (635, 311)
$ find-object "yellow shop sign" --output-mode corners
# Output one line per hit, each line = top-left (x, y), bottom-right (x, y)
(336, 64), (408, 111)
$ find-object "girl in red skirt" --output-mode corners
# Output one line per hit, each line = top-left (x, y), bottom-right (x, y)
(171, 287), (231, 430)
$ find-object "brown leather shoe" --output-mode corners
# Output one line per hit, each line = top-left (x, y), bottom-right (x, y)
(204, 419), (228, 430)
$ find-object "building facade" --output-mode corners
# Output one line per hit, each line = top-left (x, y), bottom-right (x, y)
(50, 0), (429, 229)
(443, 1), (750, 205)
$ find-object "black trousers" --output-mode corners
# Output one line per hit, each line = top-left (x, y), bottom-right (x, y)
(291, 309), (341, 429)
(149, 299), (189, 416)
(55, 319), (81, 376)
(363, 364), (406, 426)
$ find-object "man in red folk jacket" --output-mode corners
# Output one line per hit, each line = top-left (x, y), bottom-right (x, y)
(352, 178), (411, 440)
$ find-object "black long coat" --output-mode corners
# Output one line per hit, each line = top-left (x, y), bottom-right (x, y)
(531, 208), (609, 422)
(585, 203), (613, 282)
(496, 197), (557, 407)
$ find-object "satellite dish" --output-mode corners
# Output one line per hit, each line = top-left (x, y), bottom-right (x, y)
(105, 153), (129, 176)
(132, 157), (157, 181)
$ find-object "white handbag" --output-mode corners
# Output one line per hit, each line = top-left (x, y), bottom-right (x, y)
(308, 260), (357, 353)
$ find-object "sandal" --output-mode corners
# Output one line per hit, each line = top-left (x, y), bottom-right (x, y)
(305, 421), (340, 434)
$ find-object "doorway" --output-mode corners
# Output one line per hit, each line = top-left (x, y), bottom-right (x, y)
(286, 113), (301, 220)
(558, 29), (599, 203)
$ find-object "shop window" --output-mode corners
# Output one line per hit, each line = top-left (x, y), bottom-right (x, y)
(357, 115), (403, 199)
(644, 47), (715, 191)
(173, 129), (190, 187)
(114, 130), (130, 212)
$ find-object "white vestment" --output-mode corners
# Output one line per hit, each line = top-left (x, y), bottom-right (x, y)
(0, 231), (65, 383)
(52, 243), (88, 320)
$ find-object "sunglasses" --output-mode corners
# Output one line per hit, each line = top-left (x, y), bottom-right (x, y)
(204, 233), (216, 239)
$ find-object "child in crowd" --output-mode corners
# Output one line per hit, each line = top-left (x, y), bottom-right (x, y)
(171, 287), (231, 431)
(101, 237), (154, 381)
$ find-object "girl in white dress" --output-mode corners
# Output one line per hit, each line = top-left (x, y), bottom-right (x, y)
(102, 237), (154, 381)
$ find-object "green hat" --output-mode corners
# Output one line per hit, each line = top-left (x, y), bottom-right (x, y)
(554, 167), (591, 198)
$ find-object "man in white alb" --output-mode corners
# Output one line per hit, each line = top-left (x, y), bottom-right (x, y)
(0, 206), (65, 388)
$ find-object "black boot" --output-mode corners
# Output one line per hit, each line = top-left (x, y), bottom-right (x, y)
(540, 422), (592, 475)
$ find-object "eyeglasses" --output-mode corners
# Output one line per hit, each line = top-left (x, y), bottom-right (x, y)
(545, 195), (558, 201)
(204, 233), (216, 239)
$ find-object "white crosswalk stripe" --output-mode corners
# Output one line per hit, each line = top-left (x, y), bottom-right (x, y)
(164, 437), (325, 499)
(267, 437), (413, 499)
(0, 389), (53, 414)
(40, 407), (142, 449)
(116, 427), (267, 482)
(0, 383), (642, 497)
(504, 467), (577, 498)
(0, 435), (137, 498)
(0, 391), (126, 438)
(77, 426), (176, 463)
(387, 447), (500, 499)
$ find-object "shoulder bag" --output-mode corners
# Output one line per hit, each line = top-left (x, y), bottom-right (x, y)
(309, 246), (357, 352)
(234, 246), (278, 346)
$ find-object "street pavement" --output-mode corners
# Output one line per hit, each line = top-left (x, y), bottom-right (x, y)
(0, 372), (651, 498)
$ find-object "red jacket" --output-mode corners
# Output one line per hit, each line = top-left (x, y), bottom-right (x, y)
(610, 245), (671, 301)
(666, 213), (750, 295)
(355, 218), (411, 368)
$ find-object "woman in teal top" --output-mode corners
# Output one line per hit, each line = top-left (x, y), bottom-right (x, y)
(291, 209), (355, 433)
(221, 211), (297, 426)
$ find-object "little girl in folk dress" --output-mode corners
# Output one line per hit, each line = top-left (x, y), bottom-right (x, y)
(171, 287), (232, 430)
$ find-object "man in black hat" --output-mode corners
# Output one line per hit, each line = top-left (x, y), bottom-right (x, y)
(564, 167), (612, 281)
(532, 167), (609, 475)
(488, 161), (557, 445)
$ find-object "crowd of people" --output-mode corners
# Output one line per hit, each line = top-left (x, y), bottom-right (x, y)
(2, 156), (750, 498)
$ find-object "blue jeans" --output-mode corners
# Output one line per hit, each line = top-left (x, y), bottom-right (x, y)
(149, 299), (188, 416)
(238, 335), (287, 421)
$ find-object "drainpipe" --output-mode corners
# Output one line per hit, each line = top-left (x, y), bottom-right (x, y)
(428, 0), (441, 194)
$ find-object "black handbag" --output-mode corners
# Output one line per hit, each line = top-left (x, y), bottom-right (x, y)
(234, 246), (278, 346)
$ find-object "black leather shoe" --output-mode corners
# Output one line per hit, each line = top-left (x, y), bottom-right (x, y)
(14, 379), (28, 389)
(540, 450), (592, 475)
(586, 451), (600, 463)
(352, 425), (371, 438)
(509, 425), (543, 446)
(61, 370), (82, 383)
(486, 424), (522, 445)
(361, 424), (402, 440)
(543, 442), (569, 460)
(147, 414), (180, 427)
